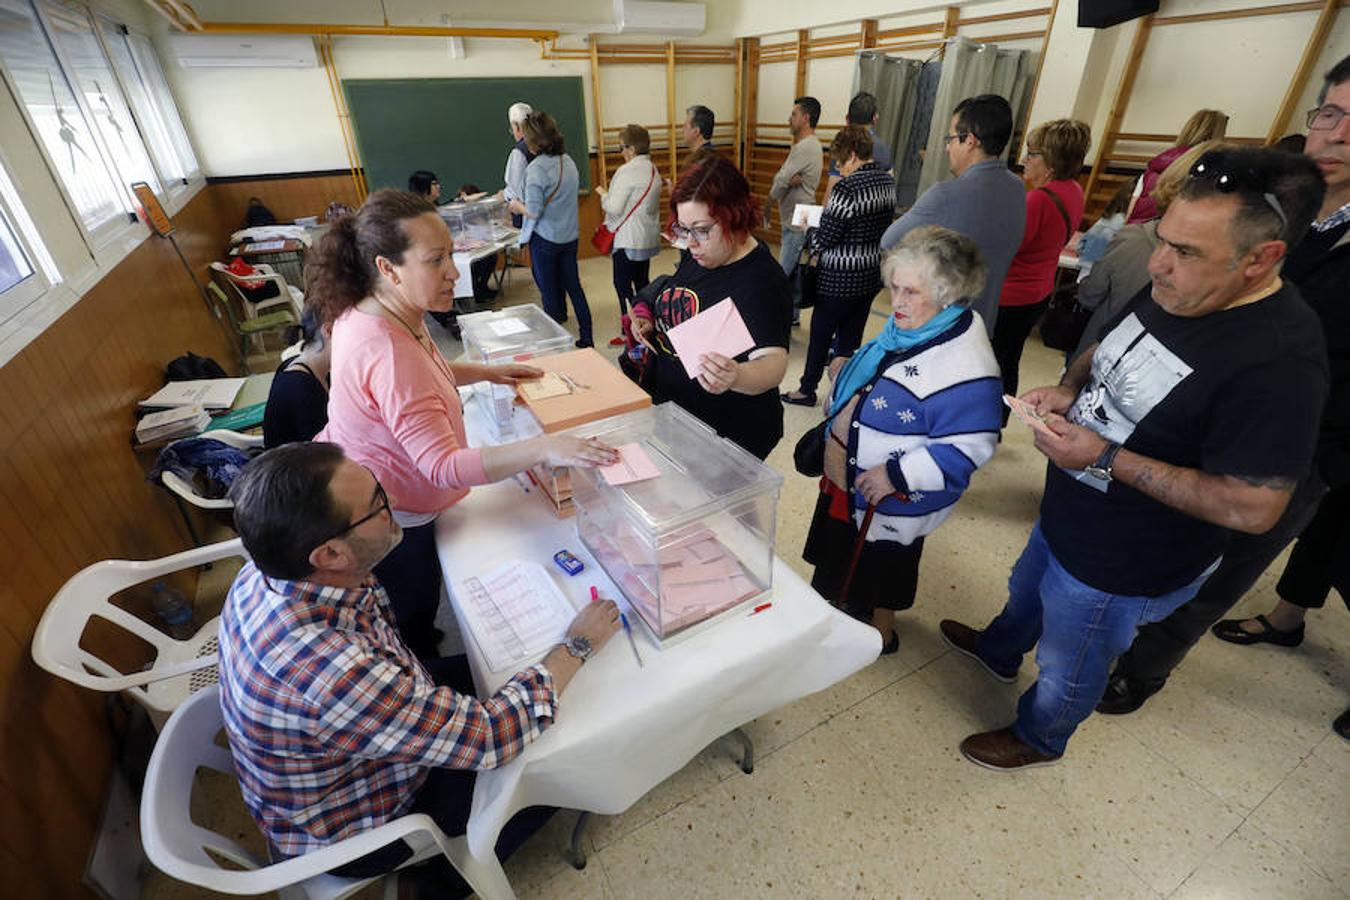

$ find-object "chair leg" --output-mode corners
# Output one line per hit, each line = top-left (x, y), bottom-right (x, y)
(728, 728), (755, 774)
(566, 811), (591, 870)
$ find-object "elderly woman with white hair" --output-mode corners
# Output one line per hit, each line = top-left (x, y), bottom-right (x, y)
(802, 226), (1003, 653)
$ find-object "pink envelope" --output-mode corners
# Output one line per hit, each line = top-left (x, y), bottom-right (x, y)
(665, 299), (756, 380)
(599, 442), (662, 486)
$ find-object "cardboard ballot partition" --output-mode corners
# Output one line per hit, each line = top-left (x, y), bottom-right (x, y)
(515, 348), (652, 516)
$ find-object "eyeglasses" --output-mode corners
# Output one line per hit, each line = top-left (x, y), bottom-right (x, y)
(1305, 104), (1347, 131)
(670, 222), (718, 244)
(317, 477), (391, 547)
(943, 132), (968, 146)
(1188, 158), (1288, 233)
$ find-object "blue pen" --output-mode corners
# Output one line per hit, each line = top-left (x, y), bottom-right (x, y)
(619, 612), (644, 668)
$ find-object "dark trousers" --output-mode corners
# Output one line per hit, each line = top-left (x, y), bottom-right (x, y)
(530, 234), (592, 344)
(1277, 484), (1350, 610)
(1112, 473), (1328, 686)
(611, 251), (651, 316)
(798, 290), (873, 396)
(373, 520), (443, 659)
(330, 655), (554, 894)
(992, 299), (1050, 425)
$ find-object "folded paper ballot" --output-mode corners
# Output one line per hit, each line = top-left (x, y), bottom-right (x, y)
(1003, 394), (1057, 437)
(664, 300), (755, 380)
(599, 443), (661, 486)
(791, 203), (823, 229)
(517, 372), (572, 401)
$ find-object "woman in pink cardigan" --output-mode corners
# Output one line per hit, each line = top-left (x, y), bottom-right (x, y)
(309, 190), (617, 656)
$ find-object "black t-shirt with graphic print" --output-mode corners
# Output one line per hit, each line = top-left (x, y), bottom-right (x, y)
(645, 240), (792, 459)
(1040, 282), (1327, 597)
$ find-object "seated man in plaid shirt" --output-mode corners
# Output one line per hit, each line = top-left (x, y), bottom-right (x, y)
(218, 442), (620, 894)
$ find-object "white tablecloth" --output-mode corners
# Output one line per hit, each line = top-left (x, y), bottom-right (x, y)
(436, 395), (881, 875)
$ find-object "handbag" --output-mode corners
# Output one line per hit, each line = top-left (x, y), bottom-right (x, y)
(592, 166), (656, 255)
(1034, 186), (1090, 352)
(795, 254), (820, 310)
(793, 420), (829, 476)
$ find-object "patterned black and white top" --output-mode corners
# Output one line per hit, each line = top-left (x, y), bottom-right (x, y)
(809, 162), (896, 299)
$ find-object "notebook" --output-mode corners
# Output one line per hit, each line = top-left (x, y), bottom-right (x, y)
(456, 561), (577, 672)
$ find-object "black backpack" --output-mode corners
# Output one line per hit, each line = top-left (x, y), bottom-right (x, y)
(244, 197), (277, 228)
(165, 351), (228, 382)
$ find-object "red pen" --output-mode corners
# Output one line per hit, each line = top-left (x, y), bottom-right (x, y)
(748, 602), (773, 617)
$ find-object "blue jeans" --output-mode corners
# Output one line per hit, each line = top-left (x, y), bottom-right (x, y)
(977, 522), (1215, 756)
(529, 234), (592, 345)
(778, 226), (806, 311)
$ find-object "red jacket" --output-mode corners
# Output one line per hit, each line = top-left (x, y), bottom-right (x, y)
(999, 179), (1084, 307)
(1127, 145), (1188, 224)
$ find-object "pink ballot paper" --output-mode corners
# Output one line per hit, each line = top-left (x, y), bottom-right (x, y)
(1003, 394), (1057, 437)
(664, 299), (755, 380)
(599, 442), (662, 486)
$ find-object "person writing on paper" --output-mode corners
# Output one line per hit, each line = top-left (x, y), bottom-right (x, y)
(782, 125), (896, 407)
(597, 124), (662, 345)
(631, 156), (792, 460)
(263, 305), (331, 448)
(508, 111), (595, 347)
(219, 442), (621, 895)
(309, 190), (618, 658)
(802, 228), (1002, 654)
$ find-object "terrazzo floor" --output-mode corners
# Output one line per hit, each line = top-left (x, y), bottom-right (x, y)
(145, 246), (1349, 900)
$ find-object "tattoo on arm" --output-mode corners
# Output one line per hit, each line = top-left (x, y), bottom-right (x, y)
(1232, 474), (1297, 491)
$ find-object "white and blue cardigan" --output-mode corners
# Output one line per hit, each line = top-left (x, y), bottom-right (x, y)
(830, 310), (1003, 546)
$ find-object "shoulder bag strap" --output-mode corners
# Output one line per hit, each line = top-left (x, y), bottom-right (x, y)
(1038, 186), (1074, 244)
(615, 167), (657, 231)
(542, 157), (565, 210)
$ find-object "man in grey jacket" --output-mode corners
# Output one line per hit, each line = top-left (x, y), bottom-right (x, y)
(881, 94), (1025, 336)
(768, 96), (823, 324)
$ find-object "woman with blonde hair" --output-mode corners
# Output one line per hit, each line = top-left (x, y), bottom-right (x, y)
(597, 123), (661, 344)
(1127, 108), (1228, 223)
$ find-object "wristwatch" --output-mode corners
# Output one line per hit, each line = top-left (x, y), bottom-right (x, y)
(1084, 441), (1122, 484)
(562, 634), (594, 664)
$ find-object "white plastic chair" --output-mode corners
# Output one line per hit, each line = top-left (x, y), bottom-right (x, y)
(211, 261), (304, 319)
(141, 685), (517, 900)
(158, 429), (265, 514)
(31, 538), (246, 728)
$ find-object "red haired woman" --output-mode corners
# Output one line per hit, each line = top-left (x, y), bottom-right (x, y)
(630, 156), (792, 459)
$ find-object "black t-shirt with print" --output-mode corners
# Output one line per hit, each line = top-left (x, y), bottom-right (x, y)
(645, 240), (792, 459)
(1041, 283), (1328, 597)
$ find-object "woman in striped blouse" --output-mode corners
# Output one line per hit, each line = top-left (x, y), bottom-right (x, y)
(782, 125), (896, 406)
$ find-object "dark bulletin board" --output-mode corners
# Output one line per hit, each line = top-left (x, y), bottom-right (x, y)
(342, 76), (591, 195)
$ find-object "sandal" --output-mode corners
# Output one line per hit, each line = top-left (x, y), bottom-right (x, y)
(1211, 614), (1304, 647)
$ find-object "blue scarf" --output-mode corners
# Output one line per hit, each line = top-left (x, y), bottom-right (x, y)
(828, 305), (966, 420)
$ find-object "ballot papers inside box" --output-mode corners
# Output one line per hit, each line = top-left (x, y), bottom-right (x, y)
(566, 403), (783, 644)
(460, 304), (575, 437)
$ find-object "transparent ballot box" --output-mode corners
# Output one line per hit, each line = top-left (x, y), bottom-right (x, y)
(459, 305), (574, 435)
(440, 196), (510, 244)
(568, 404), (783, 644)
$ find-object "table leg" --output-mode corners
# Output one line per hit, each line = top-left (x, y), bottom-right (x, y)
(566, 811), (592, 870)
(729, 728), (755, 774)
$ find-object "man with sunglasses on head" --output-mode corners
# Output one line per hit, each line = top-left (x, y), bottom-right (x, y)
(940, 144), (1329, 769)
(880, 94), (1026, 337)
(216, 442), (619, 894)
(1100, 55), (1350, 739)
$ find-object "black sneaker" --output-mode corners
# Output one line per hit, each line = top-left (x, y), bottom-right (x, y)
(1096, 673), (1164, 715)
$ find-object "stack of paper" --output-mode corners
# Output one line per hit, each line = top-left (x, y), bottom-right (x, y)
(456, 561), (576, 672)
(140, 378), (246, 410)
(135, 405), (211, 444)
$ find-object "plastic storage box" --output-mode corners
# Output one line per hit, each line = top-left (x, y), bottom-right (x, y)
(567, 404), (783, 644)
(459, 305), (574, 437)
(440, 196), (510, 244)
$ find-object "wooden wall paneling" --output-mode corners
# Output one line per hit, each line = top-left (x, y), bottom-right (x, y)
(666, 42), (678, 184)
(590, 37), (609, 187)
(734, 38), (745, 170)
(744, 38), (760, 169)
(0, 181), (242, 897)
(209, 173), (361, 233)
(794, 29), (809, 96)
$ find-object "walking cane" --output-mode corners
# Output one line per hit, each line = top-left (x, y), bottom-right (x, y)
(834, 491), (906, 608)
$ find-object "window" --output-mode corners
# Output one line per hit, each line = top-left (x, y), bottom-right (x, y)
(100, 21), (200, 191)
(0, 158), (55, 327)
(0, 0), (131, 243)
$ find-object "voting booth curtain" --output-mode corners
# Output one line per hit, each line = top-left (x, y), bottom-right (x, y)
(857, 37), (1033, 211)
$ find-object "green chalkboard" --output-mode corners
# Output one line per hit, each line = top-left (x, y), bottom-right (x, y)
(343, 77), (591, 197)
